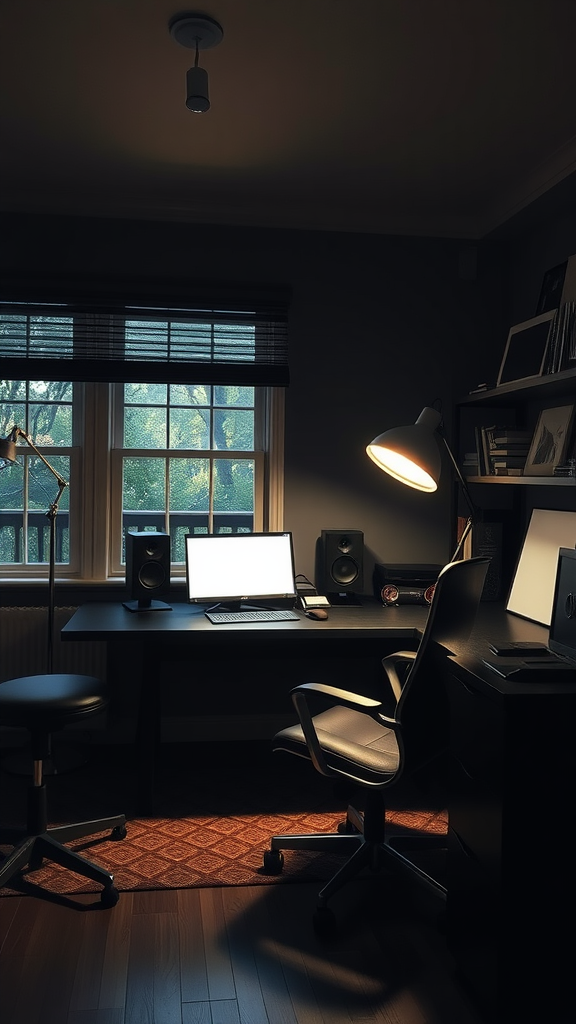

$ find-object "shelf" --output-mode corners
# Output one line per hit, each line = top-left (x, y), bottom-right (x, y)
(465, 475), (575, 485)
(459, 366), (576, 407)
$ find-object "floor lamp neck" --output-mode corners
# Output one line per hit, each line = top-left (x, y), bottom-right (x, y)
(46, 481), (67, 674)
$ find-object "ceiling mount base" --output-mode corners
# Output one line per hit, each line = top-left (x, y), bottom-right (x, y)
(169, 13), (223, 50)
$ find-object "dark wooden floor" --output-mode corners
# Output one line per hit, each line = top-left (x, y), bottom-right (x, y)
(0, 869), (488, 1024)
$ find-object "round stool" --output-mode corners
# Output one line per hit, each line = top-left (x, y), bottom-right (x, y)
(0, 673), (126, 906)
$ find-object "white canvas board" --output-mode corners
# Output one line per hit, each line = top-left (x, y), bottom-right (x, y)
(507, 508), (576, 625)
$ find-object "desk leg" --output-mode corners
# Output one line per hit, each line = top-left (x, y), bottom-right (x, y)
(135, 646), (162, 815)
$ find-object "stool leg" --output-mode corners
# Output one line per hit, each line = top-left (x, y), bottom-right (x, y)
(27, 758), (48, 827)
(0, 837), (37, 889)
(49, 813), (127, 844)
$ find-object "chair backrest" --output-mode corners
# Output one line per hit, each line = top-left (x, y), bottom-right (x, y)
(414, 555), (491, 657)
(395, 555), (491, 773)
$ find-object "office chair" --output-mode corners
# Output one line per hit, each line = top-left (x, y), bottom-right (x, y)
(0, 672), (127, 906)
(263, 555), (491, 929)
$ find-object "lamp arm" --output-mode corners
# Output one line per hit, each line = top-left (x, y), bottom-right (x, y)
(439, 430), (478, 562)
(12, 427), (68, 494)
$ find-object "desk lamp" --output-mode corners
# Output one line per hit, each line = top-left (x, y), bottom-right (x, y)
(366, 406), (476, 562)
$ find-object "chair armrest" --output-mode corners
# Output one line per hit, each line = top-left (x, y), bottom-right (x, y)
(291, 681), (382, 710)
(381, 650), (417, 701)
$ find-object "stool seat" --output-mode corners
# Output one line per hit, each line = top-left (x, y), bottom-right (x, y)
(0, 671), (126, 907)
(0, 673), (109, 727)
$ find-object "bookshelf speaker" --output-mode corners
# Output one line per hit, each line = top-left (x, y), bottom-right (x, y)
(124, 531), (171, 611)
(315, 529), (364, 596)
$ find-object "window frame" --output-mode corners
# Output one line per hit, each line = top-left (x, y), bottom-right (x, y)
(86, 382), (283, 582)
(1, 284), (289, 582)
(1, 381), (284, 582)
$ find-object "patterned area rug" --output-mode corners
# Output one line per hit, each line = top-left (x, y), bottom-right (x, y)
(0, 741), (447, 896)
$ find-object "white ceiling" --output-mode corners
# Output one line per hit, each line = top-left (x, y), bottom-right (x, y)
(3, 0), (576, 239)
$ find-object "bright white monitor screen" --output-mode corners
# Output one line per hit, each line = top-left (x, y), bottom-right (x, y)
(185, 532), (297, 607)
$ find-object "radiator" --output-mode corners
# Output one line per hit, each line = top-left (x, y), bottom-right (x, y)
(0, 607), (107, 682)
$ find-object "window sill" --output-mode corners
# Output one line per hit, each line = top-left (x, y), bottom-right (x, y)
(0, 577), (187, 607)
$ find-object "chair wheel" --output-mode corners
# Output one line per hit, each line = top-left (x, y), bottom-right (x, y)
(313, 906), (337, 936)
(337, 818), (359, 835)
(262, 849), (284, 874)
(111, 825), (127, 841)
(101, 885), (119, 907)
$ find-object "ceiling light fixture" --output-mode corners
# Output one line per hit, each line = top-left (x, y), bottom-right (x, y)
(169, 11), (224, 113)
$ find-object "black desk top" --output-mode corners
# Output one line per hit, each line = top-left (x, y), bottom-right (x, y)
(61, 598), (429, 644)
(61, 596), (576, 696)
(444, 604), (576, 697)
(61, 598), (557, 679)
(61, 596), (555, 643)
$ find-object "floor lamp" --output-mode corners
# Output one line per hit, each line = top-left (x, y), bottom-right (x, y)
(0, 425), (83, 772)
(366, 406), (477, 562)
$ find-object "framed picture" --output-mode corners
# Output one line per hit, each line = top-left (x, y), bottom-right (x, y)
(524, 404), (575, 476)
(536, 261), (567, 315)
(496, 310), (557, 387)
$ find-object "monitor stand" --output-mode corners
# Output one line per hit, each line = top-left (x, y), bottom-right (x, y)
(123, 598), (172, 612)
(206, 601), (263, 613)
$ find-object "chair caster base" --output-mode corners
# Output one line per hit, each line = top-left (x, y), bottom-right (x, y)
(262, 849), (284, 874)
(111, 825), (127, 841)
(101, 885), (119, 908)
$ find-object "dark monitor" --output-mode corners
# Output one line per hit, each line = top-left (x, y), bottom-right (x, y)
(185, 531), (297, 610)
(549, 546), (576, 664)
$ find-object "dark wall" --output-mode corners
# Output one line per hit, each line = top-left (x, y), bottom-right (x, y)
(490, 170), (576, 340)
(1, 212), (507, 584)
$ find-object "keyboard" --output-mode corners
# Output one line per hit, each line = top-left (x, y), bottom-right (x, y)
(206, 608), (300, 624)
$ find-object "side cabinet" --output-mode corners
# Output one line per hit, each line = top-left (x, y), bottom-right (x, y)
(446, 660), (576, 1023)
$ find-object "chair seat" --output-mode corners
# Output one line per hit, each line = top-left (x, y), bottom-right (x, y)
(274, 705), (401, 784)
(0, 673), (109, 729)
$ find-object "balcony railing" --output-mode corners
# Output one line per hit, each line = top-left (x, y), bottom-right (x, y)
(0, 510), (69, 564)
(0, 510), (254, 565)
(123, 512), (254, 564)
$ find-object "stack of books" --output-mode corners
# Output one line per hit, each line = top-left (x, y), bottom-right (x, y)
(544, 301), (576, 375)
(475, 425), (532, 476)
(462, 450), (480, 476)
(553, 459), (576, 478)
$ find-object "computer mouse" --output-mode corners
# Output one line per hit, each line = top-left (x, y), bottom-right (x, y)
(305, 607), (329, 620)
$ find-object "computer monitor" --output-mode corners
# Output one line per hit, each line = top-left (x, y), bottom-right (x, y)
(549, 546), (576, 664)
(185, 531), (297, 610)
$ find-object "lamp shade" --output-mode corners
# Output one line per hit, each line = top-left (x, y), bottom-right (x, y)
(186, 65), (210, 112)
(366, 407), (442, 492)
(0, 428), (18, 468)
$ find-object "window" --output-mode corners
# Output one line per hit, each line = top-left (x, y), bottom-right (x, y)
(109, 381), (268, 574)
(0, 379), (78, 574)
(0, 287), (288, 580)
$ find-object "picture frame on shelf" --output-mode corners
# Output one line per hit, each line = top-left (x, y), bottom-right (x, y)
(507, 508), (576, 625)
(536, 261), (568, 315)
(523, 404), (575, 477)
(496, 310), (557, 387)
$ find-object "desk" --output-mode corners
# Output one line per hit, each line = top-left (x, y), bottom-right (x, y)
(60, 598), (557, 816)
(62, 597), (576, 1022)
(62, 600), (429, 814)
